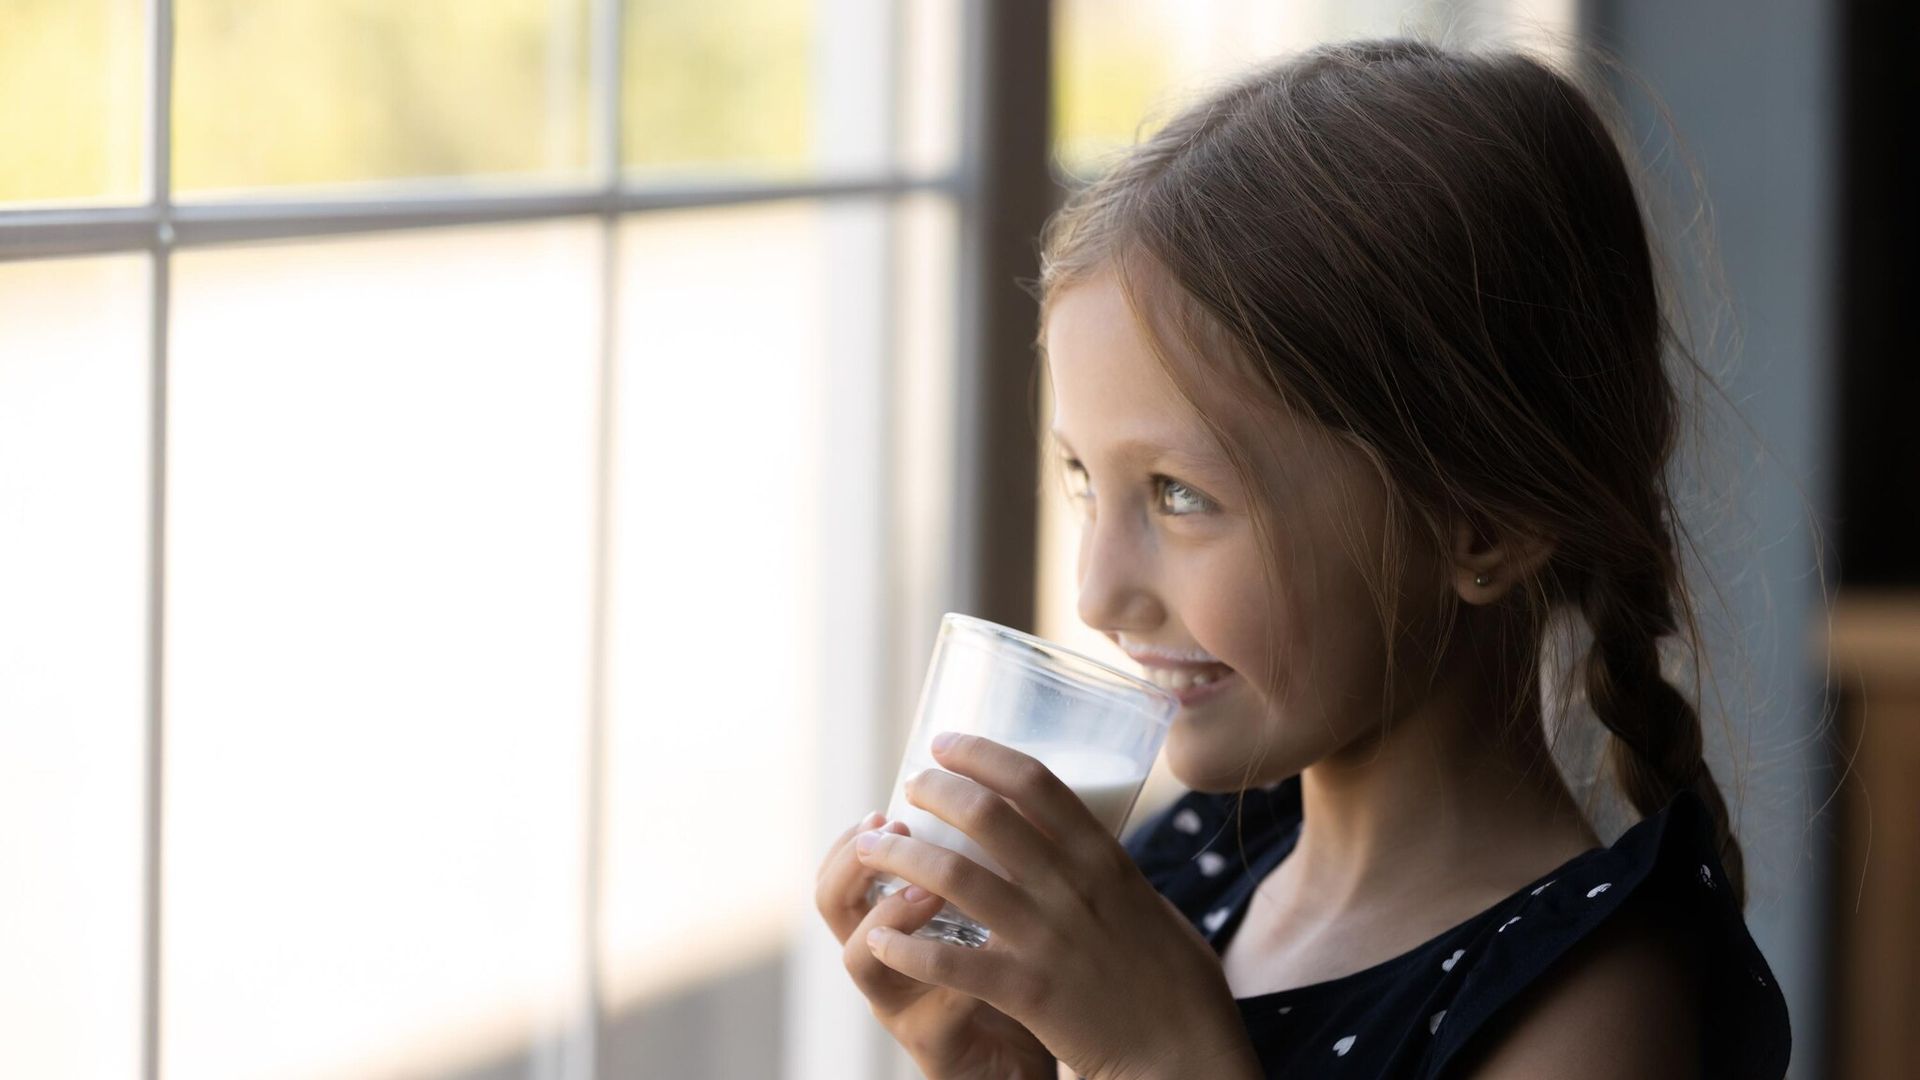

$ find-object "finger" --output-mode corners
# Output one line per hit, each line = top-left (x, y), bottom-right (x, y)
(817, 814), (905, 939)
(817, 810), (885, 886)
(900, 765), (1065, 894)
(853, 828), (1035, 941)
(863, 917), (1018, 1012)
(816, 815), (905, 944)
(929, 732), (1109, 845)
(841, 881), (953, 1015)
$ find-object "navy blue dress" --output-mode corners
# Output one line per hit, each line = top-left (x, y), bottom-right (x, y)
(1116, 773), (1791, 1079)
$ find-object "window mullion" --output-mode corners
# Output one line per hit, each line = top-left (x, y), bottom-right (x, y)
(140, 0), (175, 1077)
(579, 2), (624, 1080)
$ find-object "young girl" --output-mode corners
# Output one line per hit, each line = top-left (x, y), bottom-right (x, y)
(815, 37), (1791, 1079)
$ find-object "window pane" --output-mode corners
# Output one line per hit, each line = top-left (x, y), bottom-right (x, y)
(1050, 0), (1577, 177)
(0, 254), (148, 1079)
(890, 192), (960, 721)
(0, 0), (145, 204)
(1051, 0), (1182, 178)
(622, 0), (894, 180)
(165, 223), (600, 1079)
(897, 0), (963, 179)
(174, 1), (590, 196)
(623, 0), (814, 177)
(599, 200), (846, 1074)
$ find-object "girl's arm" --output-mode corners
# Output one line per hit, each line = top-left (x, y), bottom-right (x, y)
(1053, 1038), (1264, 1080)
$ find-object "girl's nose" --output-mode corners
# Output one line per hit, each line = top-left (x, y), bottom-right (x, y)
(1075, 519), (1161, 635)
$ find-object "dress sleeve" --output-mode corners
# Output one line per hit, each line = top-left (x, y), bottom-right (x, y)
(1417, 788), (1792, 1080)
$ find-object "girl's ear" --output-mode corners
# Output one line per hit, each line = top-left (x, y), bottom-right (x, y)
(1449, 514), (1555, 605)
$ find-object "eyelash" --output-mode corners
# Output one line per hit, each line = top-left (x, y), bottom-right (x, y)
(1060, 457), (1217, 517)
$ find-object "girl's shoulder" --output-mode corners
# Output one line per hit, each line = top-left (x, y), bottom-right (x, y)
(1417, 785), (1791, 1079)
(1121, 778), (1791, 1079)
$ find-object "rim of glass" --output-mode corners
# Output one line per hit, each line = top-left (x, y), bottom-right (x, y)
(940, 612), (1179, 725)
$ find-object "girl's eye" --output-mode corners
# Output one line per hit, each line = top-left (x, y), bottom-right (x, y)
(1062, 458), (1093, 503)
(1159, 477), (1214, 515)
(1060, 458), (1216, 517)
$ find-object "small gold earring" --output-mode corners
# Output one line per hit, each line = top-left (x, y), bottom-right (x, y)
(1473, 572), (1491, 587)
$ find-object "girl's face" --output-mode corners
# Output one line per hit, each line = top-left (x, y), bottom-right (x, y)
(1043, 273), (1448, 792)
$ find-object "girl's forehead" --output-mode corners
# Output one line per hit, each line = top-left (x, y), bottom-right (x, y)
(1047, 323), (1296, 461)
(1046, 279), (1219, 413)
(1045, 270), (1356, 487)
(1049, 270), (1277, 394)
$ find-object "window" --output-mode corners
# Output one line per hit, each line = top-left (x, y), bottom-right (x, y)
(0, 3), (961, 1079)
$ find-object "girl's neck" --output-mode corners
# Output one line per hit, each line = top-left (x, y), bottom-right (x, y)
(1276, 639), (1599, 923)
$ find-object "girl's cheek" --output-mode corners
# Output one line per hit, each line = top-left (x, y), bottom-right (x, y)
(1226, 581), (1286, 675)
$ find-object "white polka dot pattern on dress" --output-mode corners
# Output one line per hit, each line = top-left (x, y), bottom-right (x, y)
(1586, 882), (1612, 898)
(1332, 1035), (1356, 1057)
(1277, 1005), (1293, 1015)
(1172, 808), (1203, 834)
(1699, 864), (1714, 888)
(1429, 1010), (1446, 1034)
(1498, 915), (1521, 933)
(1441, 948), (1464, 972)
(1202, 907), (1231, 933)
(1531, 878), (1556, 896)
(1197, 851), (1229, 876)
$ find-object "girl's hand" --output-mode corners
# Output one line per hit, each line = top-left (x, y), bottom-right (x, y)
(814, 810), (1058, 1080)
(853, 733), (1264, 1080)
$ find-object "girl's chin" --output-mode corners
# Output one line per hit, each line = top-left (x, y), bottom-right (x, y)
(1162, 732), (1275, 794)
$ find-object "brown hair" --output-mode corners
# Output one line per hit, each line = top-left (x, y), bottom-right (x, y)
(1030, 38), (1754, 909)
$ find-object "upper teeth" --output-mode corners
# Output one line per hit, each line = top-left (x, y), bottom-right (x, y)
(1145, 666), (1226, 691)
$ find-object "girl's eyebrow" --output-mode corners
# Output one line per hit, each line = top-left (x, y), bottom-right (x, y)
(1049, 429), (1229, 477)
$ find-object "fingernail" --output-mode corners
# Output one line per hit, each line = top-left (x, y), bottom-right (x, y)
(859, 810), (884, 829)
(902, 884), (931, 903)
(855, 831), (882, 854)
(866, 927), (887, 949)
(931, 731), (960, 753)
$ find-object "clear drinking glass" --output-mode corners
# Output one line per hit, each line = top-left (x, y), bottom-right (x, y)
(865, 613), (1179, 948)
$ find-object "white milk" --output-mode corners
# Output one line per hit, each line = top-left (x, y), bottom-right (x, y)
(885, 742), (1148, 881)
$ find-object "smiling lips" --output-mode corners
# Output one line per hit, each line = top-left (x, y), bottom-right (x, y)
(1141, 663), (1231, 692)
(1141, 663), (1238, 705)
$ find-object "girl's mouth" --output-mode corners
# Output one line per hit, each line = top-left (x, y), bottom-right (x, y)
(1143, 663), (1238, 706)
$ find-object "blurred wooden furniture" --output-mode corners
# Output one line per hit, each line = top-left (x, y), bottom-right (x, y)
(1821, 590), (1920, 1080)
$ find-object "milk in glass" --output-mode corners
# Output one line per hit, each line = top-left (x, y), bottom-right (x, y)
(884, 742), (1148, 878)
